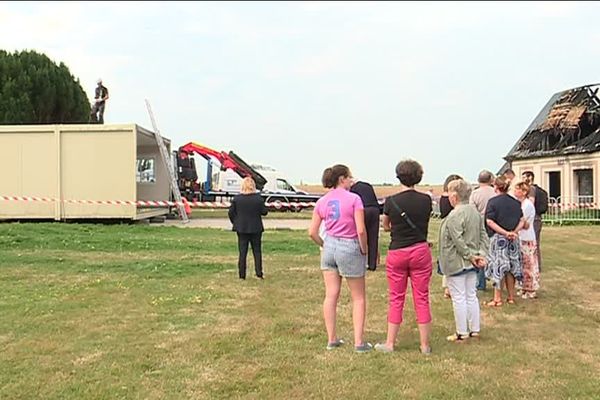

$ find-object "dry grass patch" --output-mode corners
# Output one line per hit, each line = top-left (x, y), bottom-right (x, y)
(72, 350), (104, 366)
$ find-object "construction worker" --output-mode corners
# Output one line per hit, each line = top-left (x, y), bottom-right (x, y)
(177, 149), (198, 200)
(90, 78), (109, 124)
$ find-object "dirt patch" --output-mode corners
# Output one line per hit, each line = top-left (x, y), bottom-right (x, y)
(191, 365), (222, 384)
(579, 238), (600, 246)
(0, 333), (15, 345)
(72, 350), (104, 366)
(547, 268), (600, 315)
(572, 284), (600, 316)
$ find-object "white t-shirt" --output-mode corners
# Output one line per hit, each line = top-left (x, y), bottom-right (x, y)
(319, 221), (327, 241)
(318, 220), (327, 251)
(519, 199), (536, 242)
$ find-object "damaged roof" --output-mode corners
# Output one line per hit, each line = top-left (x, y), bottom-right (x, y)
(505, 84), (600, 161)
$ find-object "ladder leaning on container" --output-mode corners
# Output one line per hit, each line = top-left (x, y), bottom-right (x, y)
(145, 99), (189, 223)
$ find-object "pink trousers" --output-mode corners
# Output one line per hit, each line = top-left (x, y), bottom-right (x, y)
(385, 242), (433, 324)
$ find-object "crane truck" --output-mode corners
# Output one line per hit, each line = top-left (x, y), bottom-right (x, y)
(174, 142), (322, 211)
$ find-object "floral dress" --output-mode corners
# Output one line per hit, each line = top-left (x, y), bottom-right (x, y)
(485, 234), (522, 288)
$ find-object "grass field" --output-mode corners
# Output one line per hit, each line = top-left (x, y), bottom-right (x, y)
(1, 221), (599, 399)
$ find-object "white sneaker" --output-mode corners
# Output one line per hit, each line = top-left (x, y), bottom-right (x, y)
(374, 343), (393, 353)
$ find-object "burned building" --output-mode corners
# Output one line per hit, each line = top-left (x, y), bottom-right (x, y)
(504, 83), (600, 204)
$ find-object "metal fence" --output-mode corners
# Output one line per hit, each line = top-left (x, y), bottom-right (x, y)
(543, 196), (600, 224)
(429, 196), (600, 223)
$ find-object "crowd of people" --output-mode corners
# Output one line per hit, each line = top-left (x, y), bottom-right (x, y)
(228, 161), (547, 354)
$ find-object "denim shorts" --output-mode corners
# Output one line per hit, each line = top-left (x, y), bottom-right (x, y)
(321, 236), (367, 278)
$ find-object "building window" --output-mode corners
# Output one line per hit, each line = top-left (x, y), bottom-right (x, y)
(574, 169), (593, 203)
(136, 158), (156, 183)
(548, 171), (561, 201)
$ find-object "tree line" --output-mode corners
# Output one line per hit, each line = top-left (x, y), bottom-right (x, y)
(0, 50), (90, 124)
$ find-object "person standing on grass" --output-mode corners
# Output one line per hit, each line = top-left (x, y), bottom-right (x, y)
(228, 177), (268, 280)
(350, 179), (381, 271)
(469, 170), (496, 291)
(522, 171), (546, 272)
(514, 181), (540, 299)
(374, 160), (433, 355)
(503, 168), (517, 197)
(440, 174), (462, 219)
(439, 179), (489, 342)
(439, 174), (462, 299)
(308, 164), (371, 353)
(484, 176), (525, 307)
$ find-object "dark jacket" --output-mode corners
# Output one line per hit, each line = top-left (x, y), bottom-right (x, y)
(228, 193), (268, 233)
(350, 181), (379, 208)
(439, 195), (453, 219)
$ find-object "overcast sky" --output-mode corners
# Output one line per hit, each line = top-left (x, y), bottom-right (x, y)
(1, 1), (599, 184)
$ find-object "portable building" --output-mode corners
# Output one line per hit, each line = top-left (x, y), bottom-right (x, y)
(0, 124), (172, 220)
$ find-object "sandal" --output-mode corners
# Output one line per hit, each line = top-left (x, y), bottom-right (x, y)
(446, 333), (468, 342)
(506, 298), (516, 305)
(469, 332), (480, 339)
(522, 292), (538, 299)
(485, 299), (503, 307)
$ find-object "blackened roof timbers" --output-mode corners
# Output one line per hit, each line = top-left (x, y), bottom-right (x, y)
(505, 84), (600, 161)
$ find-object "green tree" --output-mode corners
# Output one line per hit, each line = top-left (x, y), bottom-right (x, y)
(0, 50), (90, 124)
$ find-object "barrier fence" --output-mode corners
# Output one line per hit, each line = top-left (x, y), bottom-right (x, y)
(3, 196), (599, 222)
(428, 197), (600, 223)
(543, 196), (600, 223)
(0, 195), (320, 210)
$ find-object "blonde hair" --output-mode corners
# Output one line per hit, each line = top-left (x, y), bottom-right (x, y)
(241, 177), (256, 194)
(514, 180), (530, 194)
(447, 179), (472, 204)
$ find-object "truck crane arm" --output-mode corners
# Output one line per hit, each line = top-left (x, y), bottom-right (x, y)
(178, 142), (268, 190)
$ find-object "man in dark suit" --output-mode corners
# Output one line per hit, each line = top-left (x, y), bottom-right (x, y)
(228, 177), (268, 279)
(350, 180), (380, 271)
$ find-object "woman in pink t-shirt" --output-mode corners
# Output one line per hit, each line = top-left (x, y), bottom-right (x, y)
(309, 164), (370, 352)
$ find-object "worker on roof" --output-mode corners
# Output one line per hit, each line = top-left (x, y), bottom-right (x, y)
(90, 78), (109, 124)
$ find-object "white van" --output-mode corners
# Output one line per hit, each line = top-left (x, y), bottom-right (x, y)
(213, 163), (306, 195)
